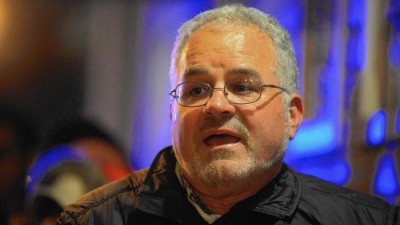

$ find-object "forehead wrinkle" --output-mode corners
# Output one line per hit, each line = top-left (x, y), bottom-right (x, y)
(181, 67), (264, 84)
(225, 68), (262, 80)
(183, 67), (210, 78)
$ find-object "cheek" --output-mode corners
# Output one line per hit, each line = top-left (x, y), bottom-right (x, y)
(247, 108), (287, 146)
(171, 108), (202, 166)
(171, 106), (199, 147)
(170, 103), (179, 123)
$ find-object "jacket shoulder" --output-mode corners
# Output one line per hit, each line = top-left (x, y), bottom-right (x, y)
(58, 169), (148, 225)
(299, 174), (387, 207)
(297, 173), (399, 224)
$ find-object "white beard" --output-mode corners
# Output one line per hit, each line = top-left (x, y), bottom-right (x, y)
(177, 114), (290, 187)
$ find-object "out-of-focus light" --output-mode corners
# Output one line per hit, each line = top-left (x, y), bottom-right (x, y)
(366, 109), (386, 147)
(0, 1), (6, 47)
(27, 145), (85, 196)
(389, 38), (400, 68)
(373, 154), (399, 204)
(286, 120), (337, 161)
(396, 107), (400, 135)
(296, 160), (350, 185)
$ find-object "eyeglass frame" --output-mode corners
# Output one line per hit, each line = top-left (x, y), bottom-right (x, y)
(169, 81), (290, 107)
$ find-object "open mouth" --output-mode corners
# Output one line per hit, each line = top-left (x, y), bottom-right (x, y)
(204, 134), (241, 146)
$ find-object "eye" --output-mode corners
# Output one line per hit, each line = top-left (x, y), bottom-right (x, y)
(228, 81), (259, 95)
(189, 86), (205, 96)
(178, 83), (210, 98)
(234, 84), (251, 92)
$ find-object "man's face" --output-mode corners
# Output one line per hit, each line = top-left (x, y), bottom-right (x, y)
(171, 23), (302, 186)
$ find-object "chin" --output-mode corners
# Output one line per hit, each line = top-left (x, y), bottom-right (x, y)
(194, 158), (262, 186)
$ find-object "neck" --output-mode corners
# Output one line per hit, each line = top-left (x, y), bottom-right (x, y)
(183, 162), (282, 215)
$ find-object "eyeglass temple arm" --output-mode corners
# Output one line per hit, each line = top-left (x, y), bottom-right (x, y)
(261, 84), (290, 93)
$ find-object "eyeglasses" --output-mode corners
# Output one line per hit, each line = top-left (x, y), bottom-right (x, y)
(169, 78), (289, 107)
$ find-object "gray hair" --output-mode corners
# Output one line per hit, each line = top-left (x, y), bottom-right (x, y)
(169, 4), (299, 96)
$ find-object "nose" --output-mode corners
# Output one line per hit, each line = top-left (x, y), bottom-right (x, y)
(203, 88), (236, 118)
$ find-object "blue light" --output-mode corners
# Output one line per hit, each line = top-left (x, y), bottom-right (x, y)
(366, 110), (386, 147)
(286, 120), (337, 161)
(396, 107), (400, 135)
(348, 0), (366, 29)
(27, 145), (84, 196)
(389, 37), (400, 68)
(346, 0), (367, 73)
(387, 0), (400, 31)
(296, 160), (350, 185)
(373, 154), (399, 203)
(329, 162), (350, 184)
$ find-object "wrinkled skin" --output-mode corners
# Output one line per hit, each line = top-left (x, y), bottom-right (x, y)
(170, 23), (303, 214)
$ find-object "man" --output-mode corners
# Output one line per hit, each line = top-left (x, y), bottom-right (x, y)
(58, 5), (400, 225)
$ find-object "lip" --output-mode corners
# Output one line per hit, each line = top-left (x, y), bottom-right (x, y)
(202, 128), (242, 146)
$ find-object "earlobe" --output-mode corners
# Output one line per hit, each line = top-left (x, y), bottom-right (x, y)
(288, 93), (304, 139)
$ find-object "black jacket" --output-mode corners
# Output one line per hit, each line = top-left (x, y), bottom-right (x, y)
(58, 146), (400, 225)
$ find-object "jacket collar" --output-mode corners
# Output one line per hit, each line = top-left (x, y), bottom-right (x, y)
(136, 146), (301, 222)
(233, 163), (301, 219)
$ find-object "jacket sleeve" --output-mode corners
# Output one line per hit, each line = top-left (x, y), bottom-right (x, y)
(388, 206), (400, 225)
(57, 211), (78, 225)
(56, 170), (147, 225)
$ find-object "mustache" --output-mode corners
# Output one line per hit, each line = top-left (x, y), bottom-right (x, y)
(194, 117), (249, 142)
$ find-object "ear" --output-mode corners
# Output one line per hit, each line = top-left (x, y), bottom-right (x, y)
(288, 93), (304, 139)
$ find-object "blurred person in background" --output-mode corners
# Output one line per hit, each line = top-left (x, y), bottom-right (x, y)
(42, 117), (132, 181)
(0, 104), (39, 225)
(28, 117), (132, 225)
(31, 160), (107, 225)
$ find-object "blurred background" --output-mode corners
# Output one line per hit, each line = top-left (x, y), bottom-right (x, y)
(0, 0), (399, 223)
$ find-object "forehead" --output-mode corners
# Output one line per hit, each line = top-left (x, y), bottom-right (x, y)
(175, 23), (277, 83)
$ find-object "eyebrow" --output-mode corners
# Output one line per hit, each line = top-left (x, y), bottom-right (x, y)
(182, 67), (210, 78)
(181, 67), (262, 80)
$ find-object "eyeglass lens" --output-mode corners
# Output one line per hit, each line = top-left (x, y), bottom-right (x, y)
(175, 79), (263, 106)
